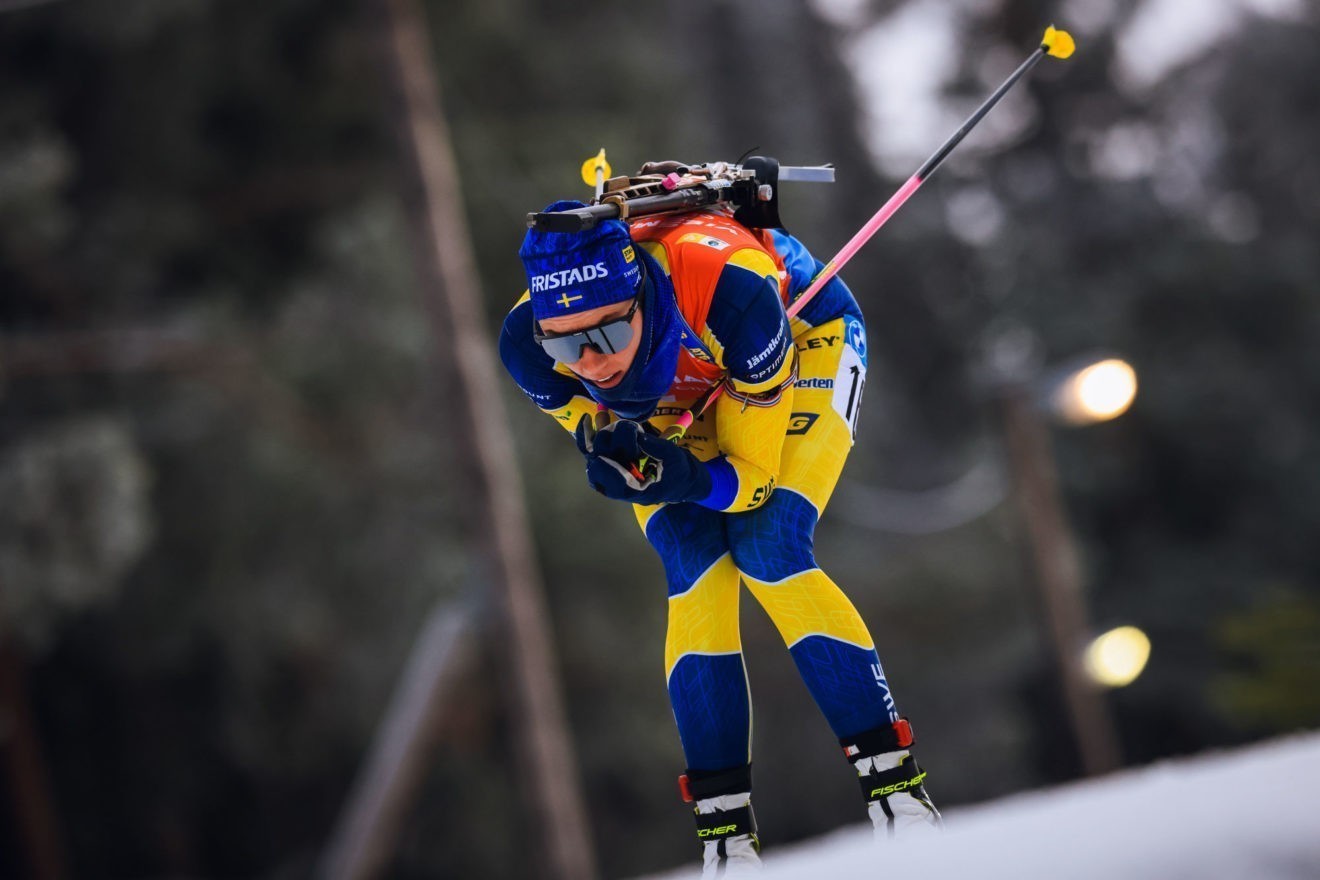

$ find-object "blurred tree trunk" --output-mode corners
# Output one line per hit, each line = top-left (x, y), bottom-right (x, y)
(321, 607), (476, 880)
(365, 0), (598, 878)
(999, 388), (1122, 776)
(0, 638), (67, 880)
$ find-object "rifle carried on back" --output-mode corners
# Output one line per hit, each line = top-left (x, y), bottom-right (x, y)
(526, 156), (835, 233)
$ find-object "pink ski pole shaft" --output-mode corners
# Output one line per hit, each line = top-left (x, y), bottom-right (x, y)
(629, 27), (1074, 471)
(788, 27), (1072, 319)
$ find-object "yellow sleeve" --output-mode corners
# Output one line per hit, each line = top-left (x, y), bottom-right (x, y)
(543, 394), (601, 434)
(708, 349), (797, 511)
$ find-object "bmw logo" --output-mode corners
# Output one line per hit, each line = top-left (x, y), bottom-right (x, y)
(847, 318), (867, 359)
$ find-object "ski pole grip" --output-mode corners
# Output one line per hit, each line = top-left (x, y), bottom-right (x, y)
(632, 412), (695, 481)
(661, 411), (694, 442)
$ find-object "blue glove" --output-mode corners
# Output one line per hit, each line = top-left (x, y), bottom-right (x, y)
(575, 412), (642, 459)
(573, 416), (712, 506)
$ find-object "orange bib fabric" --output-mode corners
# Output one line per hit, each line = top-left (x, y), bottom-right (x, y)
(630, 211), (788, 401)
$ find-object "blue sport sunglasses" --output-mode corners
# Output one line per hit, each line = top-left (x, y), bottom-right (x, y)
(534, 293), (640, 364)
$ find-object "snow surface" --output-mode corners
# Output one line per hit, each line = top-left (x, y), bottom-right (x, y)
(636, 731), (1320, 879)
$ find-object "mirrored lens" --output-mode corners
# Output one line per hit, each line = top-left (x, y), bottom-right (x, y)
(539, 333), (589, 363)
(593, 320), (635, 354)
(538, 317), (634, 364)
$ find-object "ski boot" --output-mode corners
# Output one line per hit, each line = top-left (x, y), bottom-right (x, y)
(678, 763), (762, 877)
(840, 718), (942, 840)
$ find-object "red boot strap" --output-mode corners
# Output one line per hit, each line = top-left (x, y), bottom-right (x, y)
(678, 764), (753, 802)
(839, 717), (916, 762)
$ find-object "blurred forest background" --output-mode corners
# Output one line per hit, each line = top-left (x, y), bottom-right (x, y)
(2, 0), (1319, 878)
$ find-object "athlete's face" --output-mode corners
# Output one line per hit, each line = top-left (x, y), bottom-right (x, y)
(537, 299), (644, 389)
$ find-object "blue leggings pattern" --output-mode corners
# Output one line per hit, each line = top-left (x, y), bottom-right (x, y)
(648, 490), (897, 771)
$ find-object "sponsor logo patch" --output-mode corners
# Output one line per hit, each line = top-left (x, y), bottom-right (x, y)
(677, 232), (731, 250)
(868, 770), (926, 800)
(530, 262), (611, 295)
(847, 318), (867, 360)
(686, 346), (715, 363)
(747, 325), (786, 368)
(797, 334), (839, 351)
(786, 412), (819, 435)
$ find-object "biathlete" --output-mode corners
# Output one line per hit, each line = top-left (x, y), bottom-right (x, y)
(500, 181), (940, 876)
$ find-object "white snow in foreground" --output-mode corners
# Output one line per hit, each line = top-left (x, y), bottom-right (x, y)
(637, 731), (1320, 879)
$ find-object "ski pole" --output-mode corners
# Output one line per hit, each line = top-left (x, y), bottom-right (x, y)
(789, 25), (1074, 313)
(650, 25), (1075, 447)
(626, 26), (1075, 479)
(598, 379), (725, 482)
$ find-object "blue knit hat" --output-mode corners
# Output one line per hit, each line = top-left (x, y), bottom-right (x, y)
(519, 200), (643, 322)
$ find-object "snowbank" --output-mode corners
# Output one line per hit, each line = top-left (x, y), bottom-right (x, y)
(639, 731), (1320, 879)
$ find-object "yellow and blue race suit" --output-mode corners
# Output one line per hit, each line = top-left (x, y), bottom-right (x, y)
(500, 209), (899, 772)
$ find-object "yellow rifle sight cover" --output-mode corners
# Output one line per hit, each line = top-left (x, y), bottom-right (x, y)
(581, 149), (612, 187)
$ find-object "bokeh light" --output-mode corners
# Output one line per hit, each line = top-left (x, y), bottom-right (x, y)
(1055, 358), (1138, 425)
(1083, 625), (1152, 687)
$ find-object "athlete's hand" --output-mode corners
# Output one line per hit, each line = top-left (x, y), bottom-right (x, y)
(575, 417), (711, 506)
(574, 412), (645, 459)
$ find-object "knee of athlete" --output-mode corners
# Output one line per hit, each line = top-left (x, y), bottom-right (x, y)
(725, 494), (818, 582)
